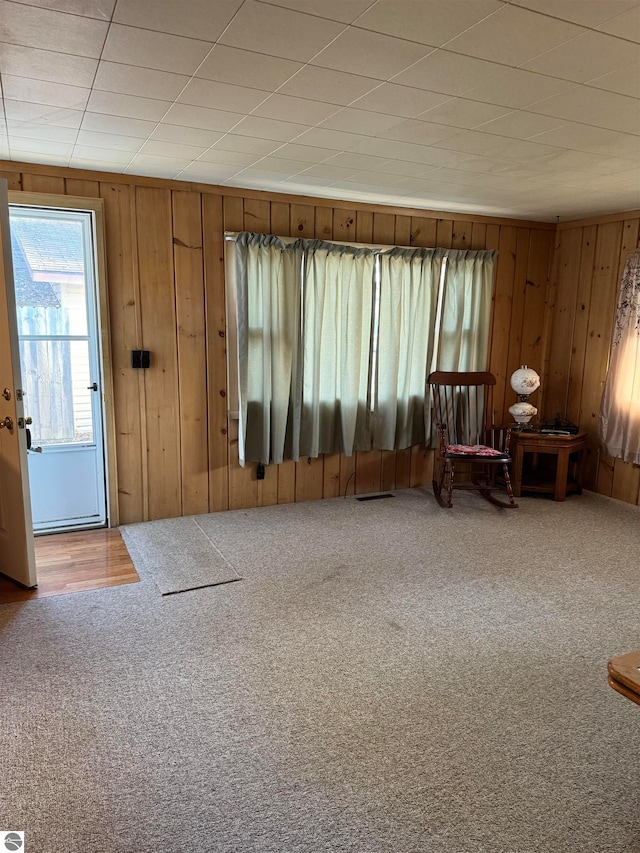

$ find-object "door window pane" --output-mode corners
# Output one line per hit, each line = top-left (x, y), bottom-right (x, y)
(11, 214), (89, 337)
(19, 339), (94, 445)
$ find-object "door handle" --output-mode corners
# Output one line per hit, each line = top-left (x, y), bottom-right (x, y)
(87, 383), (98, 391)
(0, 416), (13, 430)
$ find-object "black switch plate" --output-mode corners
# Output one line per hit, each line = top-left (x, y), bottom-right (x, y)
(256, 463), (265, 480)
(131, 349), (151, 368)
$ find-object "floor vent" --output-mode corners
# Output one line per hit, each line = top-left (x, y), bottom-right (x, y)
(356, 493), (395, 502)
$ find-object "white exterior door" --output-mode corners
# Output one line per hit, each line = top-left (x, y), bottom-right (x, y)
(0, 181), (37, 587)
(9, 205), (107, 533)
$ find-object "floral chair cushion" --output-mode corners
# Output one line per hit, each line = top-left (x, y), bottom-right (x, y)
(444, 444), (508, 458)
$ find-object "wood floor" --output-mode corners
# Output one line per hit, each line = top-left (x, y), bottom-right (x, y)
(0, 528), (139, 604)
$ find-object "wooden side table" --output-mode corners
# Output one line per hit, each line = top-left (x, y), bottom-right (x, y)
(509, 430), (587, 501)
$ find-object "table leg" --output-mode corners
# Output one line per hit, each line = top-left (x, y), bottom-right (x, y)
(554, 449), (569, 501)
(512, 445), (523, 497)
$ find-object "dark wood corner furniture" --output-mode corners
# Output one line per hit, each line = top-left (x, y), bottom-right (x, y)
(509, 430), (587, 501)
(428, 371), (517, 509)
(608, 650), (640, 706)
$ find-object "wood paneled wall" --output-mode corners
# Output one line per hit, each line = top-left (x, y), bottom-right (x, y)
(545, 211), (640, 506)
(1, 161), (554, 523)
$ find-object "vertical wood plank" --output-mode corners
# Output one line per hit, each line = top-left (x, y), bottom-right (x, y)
(411, 217), (437, 247)
(172, 190), (208, 516)
(451, 220), (472, 250)
(0, 169), (23, 189)
(436, 218), (453, 249)
(504, 229), (531, 416)
(579, 220), (623, 490)
(202, 193), (229, 512)
(521, 229), (552, 374)
(22, 173), (65, 194)
(99, 182), (145, 524)
(566, 227), (597, 424)
(611, 459), (640, 505)
(65, 178), (100, 198)
(470, 222), (487, 250)
(136, 185), (181, 520)
(315, 206), (333, 241)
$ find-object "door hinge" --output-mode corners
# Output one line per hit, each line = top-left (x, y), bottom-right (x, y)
(16, 389), (23, 401)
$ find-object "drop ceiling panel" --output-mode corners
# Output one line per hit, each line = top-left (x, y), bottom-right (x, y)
(0, 0), (638, 220)
(113, 0), (243, 40)
(102, 24), (213, 74)
(219, 1), (345, 61)
(355, 0), (502, 47)
(195, 46), (302, 89)
(0, 0), (109, 56)
(0, 43), (98, 87)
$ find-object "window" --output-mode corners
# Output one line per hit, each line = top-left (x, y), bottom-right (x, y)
(226, 232), (496, 466)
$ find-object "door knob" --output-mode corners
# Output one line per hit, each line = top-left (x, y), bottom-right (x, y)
(0, 416), (13, 430)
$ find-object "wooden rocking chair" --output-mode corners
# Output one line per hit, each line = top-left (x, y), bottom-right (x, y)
(428, 371), (517, 509)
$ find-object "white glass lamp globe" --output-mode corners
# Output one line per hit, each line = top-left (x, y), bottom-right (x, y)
(509, 365), (540, 425)
(510, 365), (540, 397)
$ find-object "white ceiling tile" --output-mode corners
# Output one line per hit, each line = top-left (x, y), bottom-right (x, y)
(150, 124), (224, 147)
(353, 136), (446, 163)
(444, 5), (584, 66)
(251, 156), (308, 173)
(4, 101), (83, 126)
(81, 113), (157, 138)
(392, 50), (505, 96)
(319, 108), (403, 135)
(356, 0), (502, 47)
(280, 175), (338, 188)
(522, 30), (640, 83)
(278, 66), (380, 105)
(68, 157), (123, 171)
(163, 103), (244, 132)
(462, 68), (577, 109)
(0, 0), (108, 56)
(598, 6), (640, 41)
(139, 140), (207, 159)
(94, 62), (188, 101)
(437, 128), (561, 161)
(13, 0), (114, 18)
(527, 87), (640, 135)
(323, 151), (392, 171)
(178, 79), (268, 113)
(3, 75), (89, 109)
(0, 43), (98, 87)
(219, 0), (344, 62)
(530, 123), (640, 158)
(350, 84), (450, 118)
(376, 158), (431, 176)
(252, 94), (340, 125)
(195, 45), (302, 90)
(293, 126), (370, 150)
(343, 169), (405, 188)
(274, 143), (336, 163)
(379, 119), (459, 145)
(229, 115), (309, 142)
(418, 98), (511, 129)
(73, 144), (133, 163)
(312, 27), (431, 79)
(475, 110), (566, 139)
(511, 0), (639, 28)
(177, 162), (241, 182)
(126, 156), (187, 177)
(87, 90), (171, 121)
(297, 163), (360, 180)
(211, 134), (280, 155)
(113, 0), (243, 41)
(197, 148), (260, 167)
(76, 129), (143, 151)
(230, 168), (290, 182)
(10, 141), (72, 159)
(587, 64), (640, 98)
(102, 24), (212, 75)
(255, 0), (373, 23)
(5, 120), (78, 142)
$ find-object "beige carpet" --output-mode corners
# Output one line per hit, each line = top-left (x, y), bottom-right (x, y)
(1, 489), (639, 853)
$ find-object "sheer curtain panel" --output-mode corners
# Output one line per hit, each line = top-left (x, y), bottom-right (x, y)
(599, 251), (640, 465)
(374, 247), (443, 449)
(299, 241), (374, 458)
